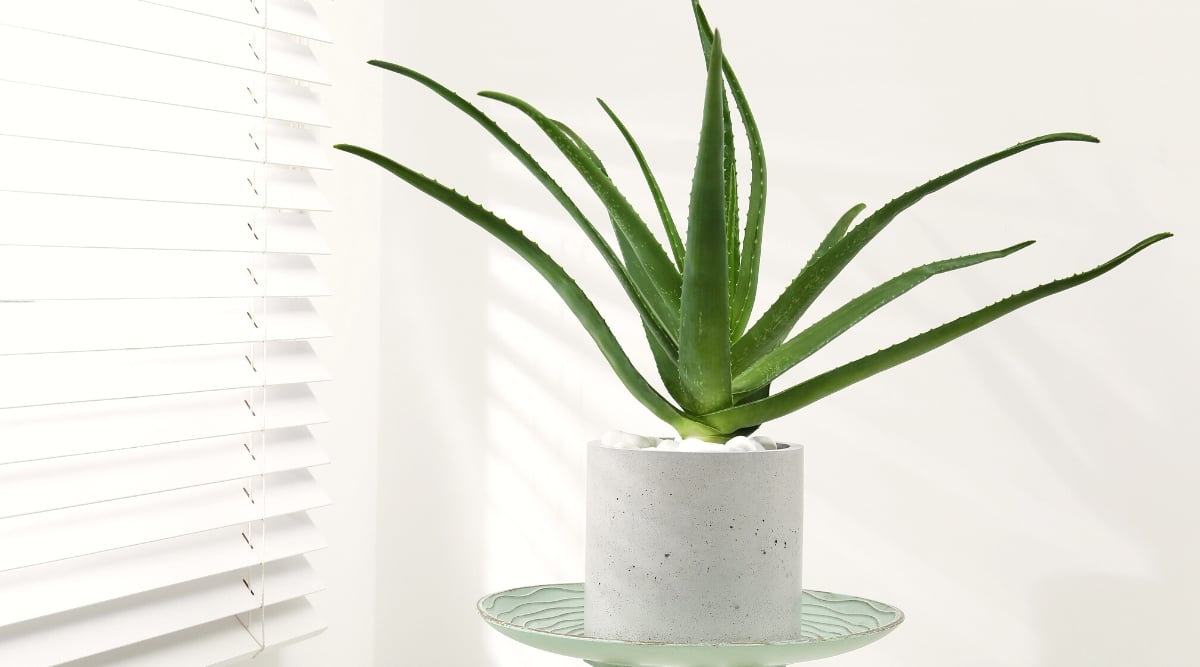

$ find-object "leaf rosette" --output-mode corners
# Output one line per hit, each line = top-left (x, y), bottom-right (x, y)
(337, 0), (1171, 442)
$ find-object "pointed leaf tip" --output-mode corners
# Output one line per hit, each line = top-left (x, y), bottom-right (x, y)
(1058, 132), (1100, 143)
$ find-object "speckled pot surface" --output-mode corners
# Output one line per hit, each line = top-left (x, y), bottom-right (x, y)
(584, 440), (804, 643)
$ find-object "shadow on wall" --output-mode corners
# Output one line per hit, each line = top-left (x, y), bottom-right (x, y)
(481, 242), (593, 667)
(950, 282), (1195, 665)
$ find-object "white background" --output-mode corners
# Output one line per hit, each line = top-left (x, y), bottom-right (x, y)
(269, 0), (1197, 665)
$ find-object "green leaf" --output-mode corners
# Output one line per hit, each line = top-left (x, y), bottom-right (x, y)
(644, 286), (689, 406)
(732, 239), (1036, 395)
(731, 132), (1101, 376)
(478, 90), (684, 337)
(626, 228), (687, 404)
(554, 120), (684, 388)
(596, 99), (686, 271)
(551, 123), (683, 370)
(692, 0), (766, 339)
(333, 143), (718, 435)
(805, 203), (866, 270)
(363, 60), (678, 354)
(720, 85), (739, 310)
(678, 31), (732, 416)
(704, 232), (1172, 433)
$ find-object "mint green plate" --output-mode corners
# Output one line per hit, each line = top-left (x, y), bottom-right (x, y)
(478, 583), (903, 666)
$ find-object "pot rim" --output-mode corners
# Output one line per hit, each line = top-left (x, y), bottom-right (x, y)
(588, 439), (802, 454)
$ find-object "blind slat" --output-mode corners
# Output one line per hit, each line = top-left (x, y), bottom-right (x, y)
(268, 122), (332, 170)
(0, 27), (254, 115)
(141, 0), (262, 27)
(0, 194), (329, 253)
(267, 79), (330, 127)
(0, 512), (325, 628)
(0, 385), (325, 466)
(0, 81), (264, 163)
(0, 83), (330, 169)
(0, 469), (328, 572)
(145, 0), (332, 44)
(266, 35), (330, 85)
(0, 428), (327, 519)
(269, 0), (332, 43)
(0, 3), (329, 83)
(0, 30), (328, 125)
(66, 598), (325, 667)
(2, 298), (330, 356)
(2, 2), (264, 71)
(68, 616), (261, 667)
(0, 341), (329, 410)
(0, 137), (330, 210)
(0, 250), (329, 301)
(0, 556), (321, 667)
(267, 166), (333, 210)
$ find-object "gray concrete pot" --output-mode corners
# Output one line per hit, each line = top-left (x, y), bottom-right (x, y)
(584, 440), (804, 643)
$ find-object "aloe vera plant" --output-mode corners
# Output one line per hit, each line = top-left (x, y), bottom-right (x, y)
(336, 0), (1171, 442)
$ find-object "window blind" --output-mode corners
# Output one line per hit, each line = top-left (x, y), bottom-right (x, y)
(0, 0), (333, 664)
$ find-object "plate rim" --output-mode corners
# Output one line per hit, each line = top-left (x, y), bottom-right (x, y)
(477, 582), (905, 647)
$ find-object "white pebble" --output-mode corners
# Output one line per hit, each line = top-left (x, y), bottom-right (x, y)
(724, 436), (752, 451)
(600, 433), (780, 452)
(600, 430), (657, 449)
(677, 438), (729, 453)
(725, 436), (765, 452)
(751, 435), (778, 450)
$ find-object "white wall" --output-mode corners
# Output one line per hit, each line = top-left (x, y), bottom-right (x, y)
(371, 2), (499, 666)
(286, 0), (1198, 665)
